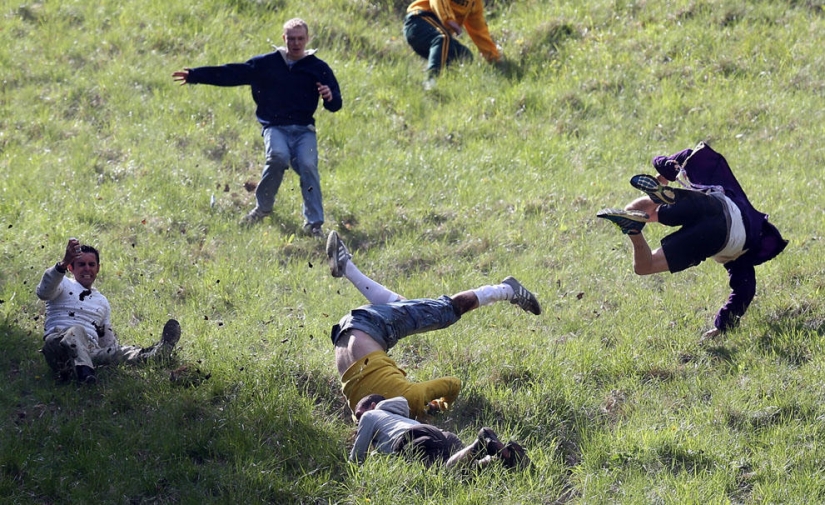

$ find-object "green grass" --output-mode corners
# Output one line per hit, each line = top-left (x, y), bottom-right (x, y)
(2, 0), (824, 502)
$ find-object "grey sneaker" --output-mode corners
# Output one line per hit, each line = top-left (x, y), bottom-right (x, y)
(326, 231), (351, 278)
(502, 276), (542, 315)
(240, 207), (270, 226)
(630, 174), (676, 205)
(597, 208), (649, 235)
(161, 319), (181, 349)
(303, 222), (324, 238)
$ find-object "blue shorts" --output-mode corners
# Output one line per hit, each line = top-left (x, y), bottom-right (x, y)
(658, 189), (728, 273)
(330, 296), (461, 350)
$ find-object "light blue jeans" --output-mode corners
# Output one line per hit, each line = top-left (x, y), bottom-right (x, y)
(259, 125), (324, 226)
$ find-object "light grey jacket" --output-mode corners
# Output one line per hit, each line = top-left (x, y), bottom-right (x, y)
(349, 397), (420, 463)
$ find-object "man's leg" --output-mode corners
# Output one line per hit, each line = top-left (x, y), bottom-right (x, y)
(290, 125), (324, 233)
(93, 319), (181, 366)
(41, 325), (96, 383)
(327, 231), (404, 304)
(244, 126), (290, 224)
(453, 277), (542, 316)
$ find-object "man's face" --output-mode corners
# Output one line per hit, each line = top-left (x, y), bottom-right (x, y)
(69, 252), (99, 289)
(283, 26), (308, 60)
(354, 402), (377, 423)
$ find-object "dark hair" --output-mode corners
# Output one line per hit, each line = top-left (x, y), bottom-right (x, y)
(354, 394), (386, 420)
(79, 244), (100, 264)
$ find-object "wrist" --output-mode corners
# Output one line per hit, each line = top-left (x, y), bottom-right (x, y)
(55, 262), (67, 274)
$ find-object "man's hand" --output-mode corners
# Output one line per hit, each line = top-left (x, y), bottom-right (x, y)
(446, 20), (462, 36)
(317, 82), (332, 102)
(60, 238), (82, 270)
(172, 70), (191, 85)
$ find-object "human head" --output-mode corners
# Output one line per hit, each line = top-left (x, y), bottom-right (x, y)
(68, 245), (100, 290)
(282, 18), (309, 60)
(354, 394), (385, 422)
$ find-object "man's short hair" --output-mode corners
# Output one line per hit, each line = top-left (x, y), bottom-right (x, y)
(354, 394), (385, 413)
(283, 18), (309, 35)
(79, 244), (100, 264)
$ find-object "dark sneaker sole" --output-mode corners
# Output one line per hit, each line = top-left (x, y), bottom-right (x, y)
(597, 208), (648, 235)
(630, 174), (676, 205)
(326, 231), (348, 278)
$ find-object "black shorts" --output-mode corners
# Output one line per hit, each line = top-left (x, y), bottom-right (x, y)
(658, 189), (728, 273)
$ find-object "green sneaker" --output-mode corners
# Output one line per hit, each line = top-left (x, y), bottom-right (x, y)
(597, 208), (649, 235)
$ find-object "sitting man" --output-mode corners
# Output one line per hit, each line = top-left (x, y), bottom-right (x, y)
(37, 238), (182, 384)
(327, 231), (541, 420)
(350, 394), (528, 469)
(597, 142), (787, 339)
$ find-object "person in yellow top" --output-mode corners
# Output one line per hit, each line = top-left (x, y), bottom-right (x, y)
(404, 0), (502, 79)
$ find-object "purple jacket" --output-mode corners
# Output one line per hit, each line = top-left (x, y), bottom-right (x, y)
(652, 142), (787, 331)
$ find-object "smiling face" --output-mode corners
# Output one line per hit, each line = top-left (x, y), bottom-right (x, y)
(68, 252), (100, 289)
(283, 25), (308, 60)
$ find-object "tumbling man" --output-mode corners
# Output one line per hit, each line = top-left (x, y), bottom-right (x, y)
(37, 238), (181, 384)
(173, 18), (342, 237)
(350, 394), (528, 469)
(327, 231), (541, 420)
(597, 142), (787, 339)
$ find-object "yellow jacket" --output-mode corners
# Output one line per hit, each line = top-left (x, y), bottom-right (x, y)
(407, 0), (501, 62)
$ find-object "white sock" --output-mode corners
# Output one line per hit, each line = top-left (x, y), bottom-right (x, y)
(344, 261), (403, 304)
(472, 284), (513, 307)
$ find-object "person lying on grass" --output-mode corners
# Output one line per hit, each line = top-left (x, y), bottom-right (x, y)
(326, 231), (541, 420)
(350, 394), (529, 469)
(597, 141), (787, 341)
(37, 238), (181, 385)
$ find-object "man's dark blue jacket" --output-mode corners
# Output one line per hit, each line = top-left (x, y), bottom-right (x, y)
(186, 50), (342, 129)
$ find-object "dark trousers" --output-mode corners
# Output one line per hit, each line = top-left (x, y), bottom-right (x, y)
(403, 12), (473, 75)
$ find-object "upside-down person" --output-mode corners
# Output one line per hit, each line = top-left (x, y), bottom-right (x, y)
(598, 141), (787, 340)
(326, 231), (541, 420)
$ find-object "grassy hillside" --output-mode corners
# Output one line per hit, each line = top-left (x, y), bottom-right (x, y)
(1, 0), (824, 502)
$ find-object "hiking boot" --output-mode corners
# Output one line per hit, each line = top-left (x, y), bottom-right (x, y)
(502, 277), (542, 315)
(326, 231), (351, 278)
(630, 174), (676, 205)
(303, 222), (324, 239)
(75, 365), (97, 385)
(596, 208), (649, 235)
(161, 319), (181, 349)
(240, 207), (270, 226)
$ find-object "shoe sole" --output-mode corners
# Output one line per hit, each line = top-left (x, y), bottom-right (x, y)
(630, 174), (676, 205)
(596, 208), (648, 235)
(326, 231), (345, 278)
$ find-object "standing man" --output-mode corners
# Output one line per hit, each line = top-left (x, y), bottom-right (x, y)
(37, 238), (181, 384)
(173, 18), (343, 237)
(597, 142), (787, 340)
(404, 0), (503, 84)
(326, 231), (541, 420)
